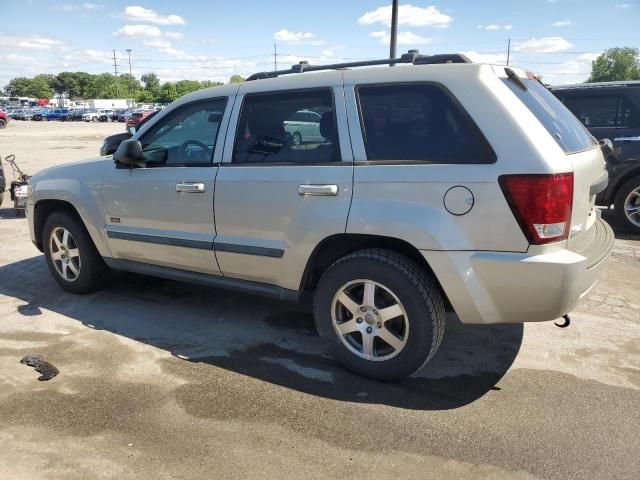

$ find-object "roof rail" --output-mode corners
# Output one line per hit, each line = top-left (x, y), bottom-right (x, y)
(246, 50), (472, 81)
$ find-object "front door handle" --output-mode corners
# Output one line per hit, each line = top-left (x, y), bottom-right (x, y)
(298, 184), (339, 196)
(176, 182), (206, 193)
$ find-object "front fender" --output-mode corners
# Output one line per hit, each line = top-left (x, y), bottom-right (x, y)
(31, 159), (111, 257)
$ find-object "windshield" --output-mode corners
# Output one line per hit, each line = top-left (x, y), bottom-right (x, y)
(503, 77), (597, 154)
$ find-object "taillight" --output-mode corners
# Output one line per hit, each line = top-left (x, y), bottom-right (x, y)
(499, 173), (574, 245)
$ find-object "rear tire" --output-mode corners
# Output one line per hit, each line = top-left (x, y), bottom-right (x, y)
(313, 249), (445, 380)
(614, 174), (640, 235)
(43, 211), (110, 293)
(0, 119), (7, 128)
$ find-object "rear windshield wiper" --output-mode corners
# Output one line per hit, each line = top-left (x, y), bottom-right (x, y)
(505, 67), (528, 92)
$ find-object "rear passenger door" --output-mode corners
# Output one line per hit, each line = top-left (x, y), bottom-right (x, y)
(213, 80), (353, 290)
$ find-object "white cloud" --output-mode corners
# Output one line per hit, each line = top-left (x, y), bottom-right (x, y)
(0, 33), (65, 50)
(273, 29), (326, 46)
(143, 38), (172, 48)
(552, 20), (572, 27)
(358, 4), (452, 28)
(321, 49), (334, 57)
(114, 24), (162, 38)
(120, 5), (186, 25)
(536, 52), (600, 85)
(615, 3), (635, 8)
(369, 30), (432, 45)
(462, 51), (508, 65)
(515, 36), (572, 53)
(56, 2), (100, 11)
(477, 24), (512, 31)
(165, 31), (184, 40)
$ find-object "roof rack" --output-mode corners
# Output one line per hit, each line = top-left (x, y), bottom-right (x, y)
(551, 80), (640, 90)
(246, 50), (472, 81)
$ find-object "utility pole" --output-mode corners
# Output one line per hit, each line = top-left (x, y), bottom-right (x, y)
(274, 43), (278, 70)
(390, 0), (399, 63)
(126, 49), (133, 95)
(112, 49), (120, 97)
(506, 38), (511, 66)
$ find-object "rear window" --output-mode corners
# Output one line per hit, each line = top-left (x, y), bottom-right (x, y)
(503, 78), (597, 154)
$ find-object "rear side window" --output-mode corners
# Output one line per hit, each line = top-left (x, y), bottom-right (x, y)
(356, 83), (495, 164)
(233, 89), (340, 164)
(503, 79), (597, 153)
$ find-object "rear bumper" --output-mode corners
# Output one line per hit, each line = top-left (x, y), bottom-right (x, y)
(423, 217), (614, 324)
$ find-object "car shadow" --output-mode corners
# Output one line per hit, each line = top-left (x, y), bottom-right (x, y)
(0, 255), (523, 410)
(0, 206), (24, 220)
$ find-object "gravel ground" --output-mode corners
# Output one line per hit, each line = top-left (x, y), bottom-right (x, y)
(0, 121), (639, 480)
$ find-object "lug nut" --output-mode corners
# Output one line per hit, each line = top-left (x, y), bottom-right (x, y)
(366, 327), (372, 334)
(373, 309), (378, 314)
(360, 306), (367, 312)
(377, 322), (381, 328)
(356, 317), (363, 323)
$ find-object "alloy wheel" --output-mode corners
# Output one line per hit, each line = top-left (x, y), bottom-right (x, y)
(331, 279), (409, 361)
(624, 186), (640, 228)
(49, 227), (81, 282)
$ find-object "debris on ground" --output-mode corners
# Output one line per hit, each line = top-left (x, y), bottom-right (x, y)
(20, 354), (59, 381)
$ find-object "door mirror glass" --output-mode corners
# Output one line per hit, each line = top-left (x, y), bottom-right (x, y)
(113, 139), (144, 167)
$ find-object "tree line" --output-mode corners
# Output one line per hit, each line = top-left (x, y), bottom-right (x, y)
(2, 47), (637, 102)
(2, 71), (246, 103)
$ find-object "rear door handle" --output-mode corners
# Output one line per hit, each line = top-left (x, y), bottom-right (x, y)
(298, 184), (339, 196)
(176, 182), (206, 193)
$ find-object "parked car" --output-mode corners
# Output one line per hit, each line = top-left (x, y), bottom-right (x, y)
(26, 52), (614, 380)
(284, 109), (324, 145)
(550, 81), (640, 233)
(0, 110), (8, 128)
(45, 109), (70, 121)
(125, 110), (155, 129)
(100, 110), (159, 155)
(32, 109), (51, 121)
(82, 110), (101, 122)
(98, 109), (117, 122)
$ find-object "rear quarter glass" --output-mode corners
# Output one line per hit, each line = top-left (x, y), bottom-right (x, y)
(503, 78), (597, 154)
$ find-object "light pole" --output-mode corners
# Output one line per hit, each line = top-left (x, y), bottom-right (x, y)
(390, 0), (399, 61)
(126, 49), (133, 95)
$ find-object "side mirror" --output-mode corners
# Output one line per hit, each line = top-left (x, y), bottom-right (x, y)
(114, 139), (144, 167)
(126, 126), (136, 135)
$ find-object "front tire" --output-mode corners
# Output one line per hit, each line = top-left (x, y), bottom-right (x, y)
(313, 249), (445, 380)
(614, 175), (640, 234)
(43, 211), (109, 293)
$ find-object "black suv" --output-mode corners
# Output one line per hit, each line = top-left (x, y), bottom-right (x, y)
(551, 81), (640, 233)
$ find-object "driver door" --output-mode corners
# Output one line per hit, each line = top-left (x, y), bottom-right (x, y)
(103, 97), (229, 275)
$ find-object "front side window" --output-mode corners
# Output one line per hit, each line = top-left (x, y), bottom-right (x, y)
(357, 83), (495, 164)
(139, 98), (227, 166)
(233, 89), (340, 164)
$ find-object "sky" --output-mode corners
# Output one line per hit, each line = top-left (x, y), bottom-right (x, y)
(0, 0), (638, 89)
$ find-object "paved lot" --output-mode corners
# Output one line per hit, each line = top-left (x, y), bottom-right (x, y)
(1, 122), (639, 480)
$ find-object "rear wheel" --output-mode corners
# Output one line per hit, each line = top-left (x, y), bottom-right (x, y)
(43, 211), (110, 293)
(0, 119), (6, 128)
(614, 175), (640, 234)
(313, 249), (445, 380)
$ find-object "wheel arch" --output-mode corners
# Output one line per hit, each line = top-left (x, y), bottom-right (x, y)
(300, 233), (451, 309)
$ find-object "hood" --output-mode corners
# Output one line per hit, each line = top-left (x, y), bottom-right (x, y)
(30, 157), (111, 186)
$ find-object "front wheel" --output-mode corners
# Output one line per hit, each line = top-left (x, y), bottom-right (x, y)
(313, 249), (445, 380)
(614, 174), (640, 234)
(43, 211), (110, 293)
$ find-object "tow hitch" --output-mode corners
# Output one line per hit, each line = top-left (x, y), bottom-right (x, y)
(555, 314), (571, 328)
